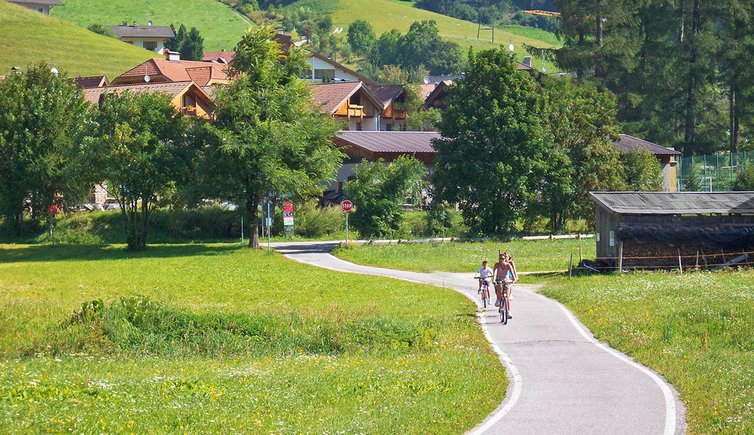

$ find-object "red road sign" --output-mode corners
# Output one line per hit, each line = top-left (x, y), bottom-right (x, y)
(341, 200), (353, 212)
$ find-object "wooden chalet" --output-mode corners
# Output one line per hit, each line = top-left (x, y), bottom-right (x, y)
(83, 81), (215, 119)
(589, 191), (754, 269)
(370, 85), (409, 131)
(310, 82), (384, 131)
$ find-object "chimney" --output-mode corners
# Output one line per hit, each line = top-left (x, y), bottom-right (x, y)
(166, 50), (181, 62)
(523, 56), (532, 67)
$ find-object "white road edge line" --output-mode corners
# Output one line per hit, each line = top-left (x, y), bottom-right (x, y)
(466, 312), (522, 435)
(276, 250), (523, 435)
(549, 297), (677, 435)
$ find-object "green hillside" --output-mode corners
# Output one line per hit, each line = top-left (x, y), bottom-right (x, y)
(0, 1), (155, 78)
(329, 0), (560, 65)
(52, 0), (252, 51)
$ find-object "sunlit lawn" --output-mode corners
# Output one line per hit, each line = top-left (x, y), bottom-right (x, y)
(0, 243), (505, 432)
(333, 238), (594, 273)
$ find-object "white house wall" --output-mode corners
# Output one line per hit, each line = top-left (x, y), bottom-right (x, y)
(306, 57), (361, 82)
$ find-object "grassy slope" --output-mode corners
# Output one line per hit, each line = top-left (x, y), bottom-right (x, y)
(0, 1), (154, 78)
(329, 0), (561, 64)
(0, 244), (506, 432)
(334, 239), (594, 273)
(542, 271), (753, 433)
(52, 0), (251, 51)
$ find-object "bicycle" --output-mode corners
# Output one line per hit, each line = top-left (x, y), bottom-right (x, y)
(495, 279), (511, 325)
(473, 277), (492, 308)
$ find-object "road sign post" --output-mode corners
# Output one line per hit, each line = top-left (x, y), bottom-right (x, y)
(341, 200), (353, 245)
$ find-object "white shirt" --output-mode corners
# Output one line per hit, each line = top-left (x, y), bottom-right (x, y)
(477, 266), (493, 280)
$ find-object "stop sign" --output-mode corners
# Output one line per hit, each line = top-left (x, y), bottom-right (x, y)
(341, 200), (354, 212)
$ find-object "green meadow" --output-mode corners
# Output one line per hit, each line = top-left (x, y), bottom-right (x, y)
(333, 238), (593, 273)
(330, 0), (561, 65)
(0, 244), (506, 432)
(52, 0), (251, 51)
(0, 1), (153, 78)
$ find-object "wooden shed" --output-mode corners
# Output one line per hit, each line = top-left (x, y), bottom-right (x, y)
(589, 192), (754, 268)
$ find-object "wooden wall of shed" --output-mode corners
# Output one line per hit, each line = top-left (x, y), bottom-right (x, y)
(595, 207), (620, 258)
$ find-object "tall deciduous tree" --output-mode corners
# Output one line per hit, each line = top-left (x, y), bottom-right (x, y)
(0, 63), (91, 234)
(620, 149), (663, 191)
(347, 19), (376, 56)
(433, 48), (548, 235)
(206, 27), (342, 248)
(347, 156), (426, 238)
(82, 92), (195, 249)
(538, 77), (624, 230)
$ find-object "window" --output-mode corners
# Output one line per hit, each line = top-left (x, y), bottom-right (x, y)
(143, 41), (157, 51)
(314, 69), (335, 82)
(356, 122), (362, 131)
(385, 123), (393, 131)
(350, 93), (362, 106)
(182, 94), (196, 108)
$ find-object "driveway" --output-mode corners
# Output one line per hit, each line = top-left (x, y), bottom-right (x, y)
(274, 241), (686, 434)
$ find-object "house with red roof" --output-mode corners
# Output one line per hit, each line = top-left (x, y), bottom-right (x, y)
(111, 51), (230, 98)
(83, 81), (215, 119)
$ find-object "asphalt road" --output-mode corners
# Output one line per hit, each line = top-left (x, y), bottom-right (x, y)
(273, 242), (686, 435)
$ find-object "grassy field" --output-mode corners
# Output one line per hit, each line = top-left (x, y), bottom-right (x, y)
(542, 271), (753, 433)
(333, 239), (593, 273)
(329, 0), (561, 66)
(52, 0), (251, 52)
(0, 1), (154, 78)
(0, 243), (505, 432)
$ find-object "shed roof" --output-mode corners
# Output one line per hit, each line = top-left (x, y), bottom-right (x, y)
(589, 191), (754, 215)
(110, 25), (175, 39)
(333, 131), (439, 163)
(612, 134), (681, 156)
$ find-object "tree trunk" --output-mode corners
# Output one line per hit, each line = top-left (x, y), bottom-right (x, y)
(683, 0), (701, 154)
(594, 2), (604, 79)
(729, 83), (739, 153)
(247, 196), (260, 249)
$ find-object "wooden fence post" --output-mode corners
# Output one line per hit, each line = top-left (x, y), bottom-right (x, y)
(695, 251), (699, 270)
(569, 253), (573, 278)
(678, 249), (683, 273)
(618, 241), (623, 273)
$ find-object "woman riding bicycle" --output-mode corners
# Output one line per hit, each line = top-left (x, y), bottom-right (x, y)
(493, 252), (518, 318)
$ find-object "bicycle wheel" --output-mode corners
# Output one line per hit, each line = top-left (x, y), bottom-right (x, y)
(500, 298), (508, 325)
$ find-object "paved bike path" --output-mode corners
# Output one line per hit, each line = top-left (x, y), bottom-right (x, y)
(273, 242), (686, 435)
